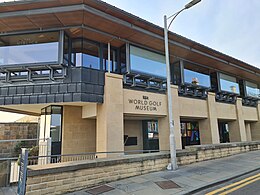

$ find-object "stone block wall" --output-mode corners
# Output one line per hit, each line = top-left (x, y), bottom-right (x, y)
(0, 123), (38, 158)
(26, 141), (260, 195)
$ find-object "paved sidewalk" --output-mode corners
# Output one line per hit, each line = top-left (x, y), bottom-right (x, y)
(68, 150), (260, 195)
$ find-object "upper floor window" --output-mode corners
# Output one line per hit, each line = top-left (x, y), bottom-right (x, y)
(219, 73), (240, 94)
(0, 32), (59, 66)
(245, 81), (259, 98)
(184, 69), (211, 87)
(103, 47), (118, 73)
(71, 39), (100, 69)
(130, 45), (166, 78)
(183, 62), (211, 88)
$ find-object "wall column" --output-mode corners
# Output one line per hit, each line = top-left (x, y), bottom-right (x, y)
(229, 98), (247, 142)
(251, 102), (260, 141)
(96, 73), (124, 157)
(159, 85), (182, 150)
(245, 122), (252, 141)
(199, 92), (220, 144)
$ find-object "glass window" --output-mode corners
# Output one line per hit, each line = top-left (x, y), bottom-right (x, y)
(246, 81), (259, 98)
(50, 106), (62, 142)
(72, 39), (100, 69)
(219, 73), (240, 94)
(0, 32), (59, 66)
(184, 69), (210, 87)
(130, 45), (166, 78)
(103, 47), (118, 72)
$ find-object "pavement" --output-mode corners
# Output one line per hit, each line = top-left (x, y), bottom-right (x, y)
(68, 150), (260, 195)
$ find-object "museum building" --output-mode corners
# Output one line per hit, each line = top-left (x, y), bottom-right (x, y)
(0, 0), (259, 156)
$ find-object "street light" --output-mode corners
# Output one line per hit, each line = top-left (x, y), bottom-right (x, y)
(164, 0), (201, 171)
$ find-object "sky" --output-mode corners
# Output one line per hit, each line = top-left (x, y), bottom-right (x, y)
(102, 0), (260, 69)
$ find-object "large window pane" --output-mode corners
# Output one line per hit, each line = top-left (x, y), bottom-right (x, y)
(0, 32), (59, 66)
(130, 45), (166, 78)
(72, 39), (100, 69)
(246, 81), (259, 98)
(103, 47), (118, 72)
(219, 73), (240, 94)
(184, 69), (210, 87)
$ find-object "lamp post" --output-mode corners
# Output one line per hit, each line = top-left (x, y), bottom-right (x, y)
(164, 0), (201, 171)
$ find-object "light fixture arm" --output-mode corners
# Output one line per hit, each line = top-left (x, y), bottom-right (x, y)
(167, 8), (186, 29)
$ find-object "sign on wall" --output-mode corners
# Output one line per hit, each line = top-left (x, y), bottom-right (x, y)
(124, 89), (167, 116)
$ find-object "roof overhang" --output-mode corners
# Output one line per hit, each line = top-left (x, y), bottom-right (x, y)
(0, 0), (259, 83)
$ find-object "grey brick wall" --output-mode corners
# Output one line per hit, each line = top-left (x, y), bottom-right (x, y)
(0, 67), (105, 105)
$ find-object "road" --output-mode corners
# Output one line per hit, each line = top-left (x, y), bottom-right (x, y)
(194, 170), (260, 195)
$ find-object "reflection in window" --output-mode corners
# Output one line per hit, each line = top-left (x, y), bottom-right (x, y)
(246, 81), (259, 98)
(72, 39), (100, 69)
(50, 106), (62, 142)
(184, 69), (210, 87)
(130, 45), (166, 78)
(219, 73), (240, 94)
(103, 48), (118, 72)
(0, 32), (59, 66)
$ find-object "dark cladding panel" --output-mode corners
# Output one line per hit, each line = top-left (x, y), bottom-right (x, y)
(25, 86), (34, 95)
(51, 85), (59, 94)
(55, 94), (64, 102)
(34, 85), (42, 94)
(64, 93), (73, 102)
(59, 84), (68, 93)
(38, 95), (47, 103)
(86, 84), (94, 93)
(21, 96), (30, 104)
(73, 93), (82, 102)
(13, 96), (21, 104)
(0, 97), (4, 105)
(68, 84), (77, 93)
(1, 88), (8, 96)
(47, 94), (55, 103)
(9, 87), (16, 95)
(5, 97), (12, 105)
(42, 85), (51, 94)
(0, 68), (105, 105)
(30, 96), (38, 104)
(16, 86), (25, 95)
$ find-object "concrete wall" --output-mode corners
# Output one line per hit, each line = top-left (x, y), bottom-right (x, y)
(62, 106), (96, 155)
(124, 120), (143, 151)
(26, 141), (260, 195)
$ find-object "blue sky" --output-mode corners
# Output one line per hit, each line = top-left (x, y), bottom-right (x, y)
(103, 0), (260, 69)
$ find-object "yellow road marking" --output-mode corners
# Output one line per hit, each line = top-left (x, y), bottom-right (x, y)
(206, 173), (260, 195)
(218, 177), (260, 195)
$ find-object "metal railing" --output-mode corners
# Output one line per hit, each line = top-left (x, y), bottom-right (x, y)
(26, 149), (165, 166)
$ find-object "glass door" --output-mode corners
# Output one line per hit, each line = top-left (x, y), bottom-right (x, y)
(142, 120), (159, 152)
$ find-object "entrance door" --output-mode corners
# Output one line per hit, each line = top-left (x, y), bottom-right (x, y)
(50, 106), (63, 156)
(142, 120), (159, 151)
(181, 121), (200, 149)
(218, 122), (230, 143)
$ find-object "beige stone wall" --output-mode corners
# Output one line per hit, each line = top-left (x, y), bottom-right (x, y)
(26, 141), (260, 195)
(199, 92), (219, 144)
(124, 120), (143, 151)
(229, 98), (247, 142)
(62, 106), (96, 155)
(96, 73), (124, 156)
(251, 103), (260, 141)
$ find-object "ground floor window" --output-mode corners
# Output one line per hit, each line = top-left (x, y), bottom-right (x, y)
(41, 106), (63, 156)
(142, 120), (159, 151)
(218, 122), (230, 143)
(181, 121), (200, 149)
